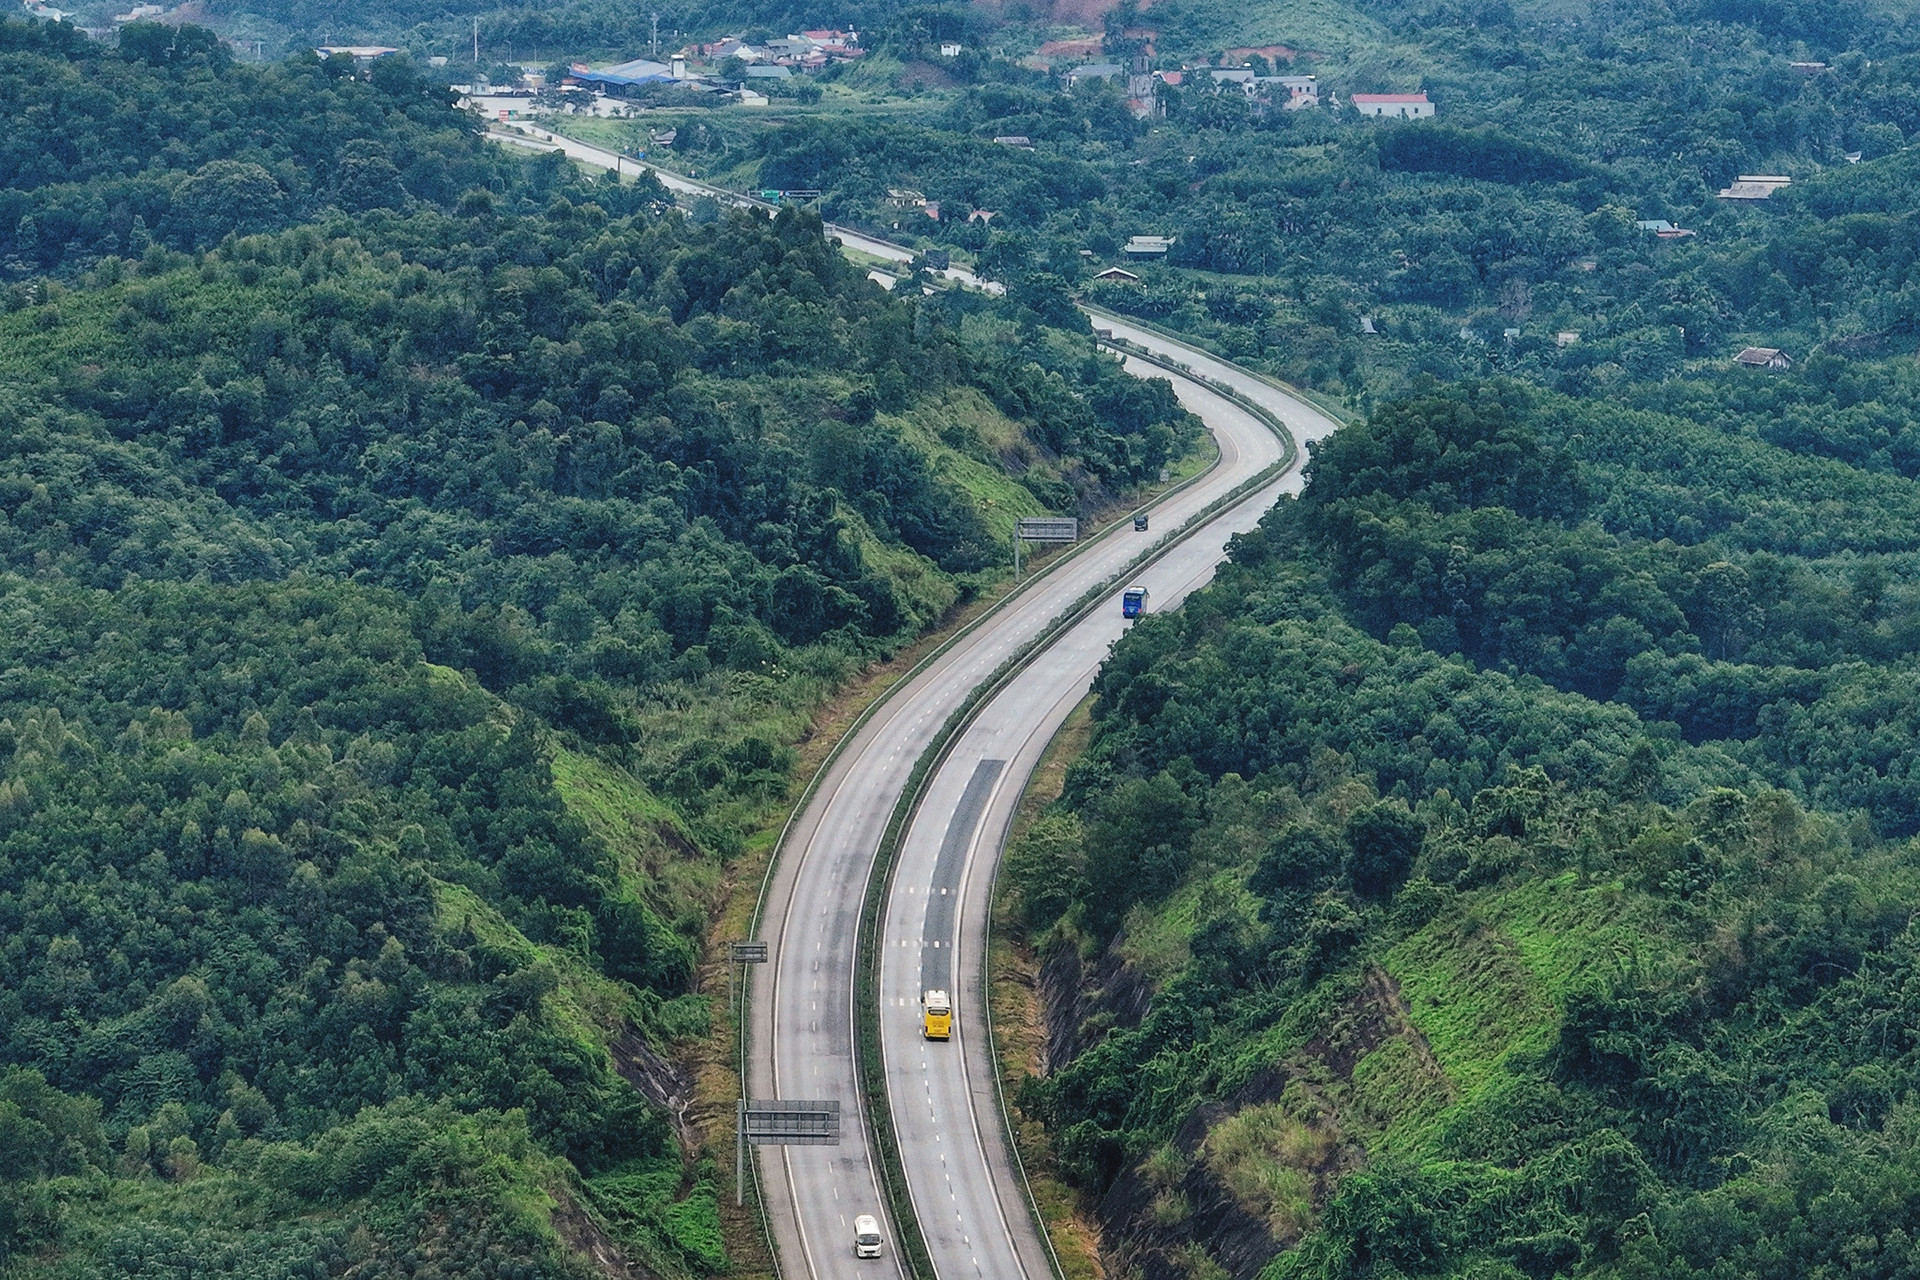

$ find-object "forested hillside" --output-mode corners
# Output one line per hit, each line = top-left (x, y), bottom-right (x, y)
(0, 19), (1201, 1276)
(1007, 380), (1920, 1278)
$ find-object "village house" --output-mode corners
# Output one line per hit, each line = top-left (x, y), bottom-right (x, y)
(886, 189), (928, 208)
(316, 45), (400, 64)
(1093, 267), (1141, 282)
(1123, 235), (1175, 257)
(1736, 346), (1793, 370)
(1351, 91), (1434, 118)
(1718, 175), (1791, 200)
(701, 37), (763, 61)
(567, 58), (678, 89)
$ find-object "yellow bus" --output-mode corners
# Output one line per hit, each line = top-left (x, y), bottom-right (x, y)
(922, 989), (951, 1040)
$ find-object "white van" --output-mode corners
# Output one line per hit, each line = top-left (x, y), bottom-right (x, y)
(854, 1214), (883, 1259)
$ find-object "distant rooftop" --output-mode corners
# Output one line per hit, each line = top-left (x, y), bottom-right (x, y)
(569, 58), (676, 86)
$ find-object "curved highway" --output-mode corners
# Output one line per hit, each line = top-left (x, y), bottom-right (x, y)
(476, 122), (1342, 1278)
(753, 320), (1340, 1280)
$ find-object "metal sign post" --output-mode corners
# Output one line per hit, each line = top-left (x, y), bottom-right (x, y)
(737, 1099), (840, 1204)
(728, 940), (767, 1011)
(1013, 517), (1078, 579)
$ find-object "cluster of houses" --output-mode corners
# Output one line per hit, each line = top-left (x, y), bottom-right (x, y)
(694, 30), (865, 72)
(566, 30), (862, 91)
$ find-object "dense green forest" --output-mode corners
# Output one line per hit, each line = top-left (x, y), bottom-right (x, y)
(0, 18), (1202, 1276)
(1007, 377), (1920, 1277)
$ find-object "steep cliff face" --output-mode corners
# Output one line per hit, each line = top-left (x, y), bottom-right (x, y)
(1038, 945), (1459, 1279)
(1039, 937), (1155, 1073)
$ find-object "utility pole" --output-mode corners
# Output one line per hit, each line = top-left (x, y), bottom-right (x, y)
(650, 11), (659, 57)
(472, 16), (479, 66)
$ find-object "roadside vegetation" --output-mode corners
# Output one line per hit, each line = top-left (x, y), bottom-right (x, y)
(0, 18), (1207, 1275)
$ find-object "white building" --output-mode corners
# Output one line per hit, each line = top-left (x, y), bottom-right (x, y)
(1736, 346), (1793, 370)
(1351, 92), (1434, 118)
(1268, 74), (1319, 108)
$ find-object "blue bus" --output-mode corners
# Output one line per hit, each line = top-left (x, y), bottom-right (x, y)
(1122, 586), (1149, 618)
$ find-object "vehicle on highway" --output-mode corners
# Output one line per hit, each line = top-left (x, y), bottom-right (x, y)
(854, 1214), (884, 1259)
(1123, 585), (1150, 618)
(922, 989), (952, 1040)
(1134, 513), (1150, 531)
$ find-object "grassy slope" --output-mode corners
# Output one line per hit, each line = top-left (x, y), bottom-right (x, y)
(892, 387), (1052, 542)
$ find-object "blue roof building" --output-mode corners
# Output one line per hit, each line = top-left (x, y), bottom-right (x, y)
(569, 58), (675, 87)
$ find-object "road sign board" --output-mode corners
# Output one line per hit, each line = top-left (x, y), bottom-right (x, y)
(729, 941), (769, 964)
(741, 1099), (840, 1145)
(1016, 517), (1079, 542)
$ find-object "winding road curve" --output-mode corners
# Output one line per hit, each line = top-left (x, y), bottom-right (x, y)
(478, 122), (1342, 1280)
